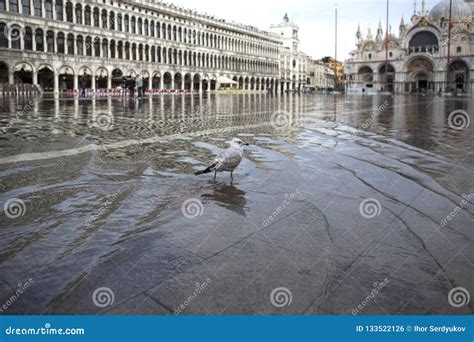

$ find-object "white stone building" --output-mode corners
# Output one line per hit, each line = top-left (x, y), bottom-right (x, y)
(270, 14), (310, 91)
(345, 0), (474, 95)
(307, 59), (335, 90)
(0, 0), (283, 94)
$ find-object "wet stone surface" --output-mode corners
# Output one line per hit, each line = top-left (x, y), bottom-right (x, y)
(0, 93), (472, 315)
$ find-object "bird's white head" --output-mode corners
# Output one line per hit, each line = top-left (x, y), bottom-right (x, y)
(229, 138), (250, 149)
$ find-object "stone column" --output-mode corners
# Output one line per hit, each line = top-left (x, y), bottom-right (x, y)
(8, 71), (14, 85)
(91, 73), (96, 90)
(73, 74), (78, 90)
(159, 76), (164, 90)
(148, 75), (153, 90)
(54, 72), (59, 94)
(107, 76), (112, 89)
(32, 71), (38, 85)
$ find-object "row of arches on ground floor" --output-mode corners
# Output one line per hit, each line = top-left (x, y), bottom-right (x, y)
(0, 62), (279, 92)
(351, 58), (471, 93)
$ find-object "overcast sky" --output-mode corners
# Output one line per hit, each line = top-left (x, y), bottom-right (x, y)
(167, 0), (422, 60)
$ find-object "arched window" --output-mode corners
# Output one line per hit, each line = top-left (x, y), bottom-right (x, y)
(85, 36), (92, 56)
(94, 38), (100, 57)
(55, 0), (62, 20)
(35, 29), (44, 51)
(84, 6), (91, 25)
(102, 39), (108, 58)
(132, 43), (137, 60)
(93, 7), (99, 27)
(67, 33), (74, 54)
(10, 0), (18, 12)
(0, 23), (8, 48)
(117, 14), (122, 31)
(131, 16), (136, 34)
(75, 4), (82, 24)
(33, 0), (42, 16)
(57, 32), (65, 54)
(22, 0), (31, 15)
(46, 30), (54, 52)
(66, 1), (73, 22)
(124, 15), (129, 32)
(110, 40), (115, 58)
(101, 9), (107, 28)
(45, 0), (53, 18)
(150, 21), (154, 37)
(0, 0), (5, 11)
(24, 27), (33, 50)
(109, 12), (115, 30)
(117, 41), (123, 59)
(144, 19), (148, 36)
(76, 35), (83, 55)
(137, 18), (142, 35)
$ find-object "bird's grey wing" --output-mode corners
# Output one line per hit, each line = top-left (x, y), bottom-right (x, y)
(214, 148), (243, 171)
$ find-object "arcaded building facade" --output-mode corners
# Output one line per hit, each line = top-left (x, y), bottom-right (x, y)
(0, 0), (282, 93)
(345, 0), (474, 95)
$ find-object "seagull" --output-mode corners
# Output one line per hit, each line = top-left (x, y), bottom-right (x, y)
(194, 138), (249, 181)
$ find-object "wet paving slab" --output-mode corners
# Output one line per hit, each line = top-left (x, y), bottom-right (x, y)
(0, 93), (472, 315)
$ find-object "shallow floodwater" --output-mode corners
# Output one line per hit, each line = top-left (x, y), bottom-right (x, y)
(0, 93), (472, 315)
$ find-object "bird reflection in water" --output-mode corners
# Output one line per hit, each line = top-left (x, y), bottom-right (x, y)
(202, 184), (248, 217)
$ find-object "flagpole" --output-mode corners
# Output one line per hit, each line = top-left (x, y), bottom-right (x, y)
(385, 0), (389, 90)
(335, 1), (338, 90)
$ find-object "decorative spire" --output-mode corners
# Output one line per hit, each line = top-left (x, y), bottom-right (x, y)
(400, 16), (407, 37)
(376, 20), (384, 42)
(356, 24), (362, 44)
(283, 13), (289, 23)
(413, 0), (417, 15)
(421, 0), (426, 16)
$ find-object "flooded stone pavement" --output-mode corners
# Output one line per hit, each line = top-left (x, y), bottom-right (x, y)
(0, 93), (472, 315)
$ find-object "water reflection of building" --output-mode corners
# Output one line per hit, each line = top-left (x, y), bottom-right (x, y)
(345, 0), (473, 95)
(0, 0), (282, 93)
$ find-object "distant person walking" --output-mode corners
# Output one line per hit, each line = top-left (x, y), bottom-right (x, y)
(121, 77), (127, 97)
(80, 77), (87, 98)
(128, 77), (136, 98)
(137, 76), (144, 99)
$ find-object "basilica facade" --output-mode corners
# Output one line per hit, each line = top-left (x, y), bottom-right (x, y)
(345, 0), (474, 95)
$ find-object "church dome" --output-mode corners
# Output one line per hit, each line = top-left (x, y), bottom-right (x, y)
(429, 0), (472, 21)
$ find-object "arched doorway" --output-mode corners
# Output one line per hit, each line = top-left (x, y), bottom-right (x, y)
(406, 57), (434, 93)
(174, 73), (182, 89)
(96, 68), (108, 89)
(184, 74), (192, 90)
(38, 65), (55, 91)
(358, 66), (374, 89)
(14, 63), (33, 84)
(193, 74), (201, 92)
(78, 67), (93, 89)
(210, 76), (217, 91)
(379, 64), (395, 92)
(163, 72), (172, 89)
(448, 60), (469, 93)
(112, 68), (123, 88)
(58, 66), (75, 91)
(202, 79), (209, 91)
(152, 72), (160, 89)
